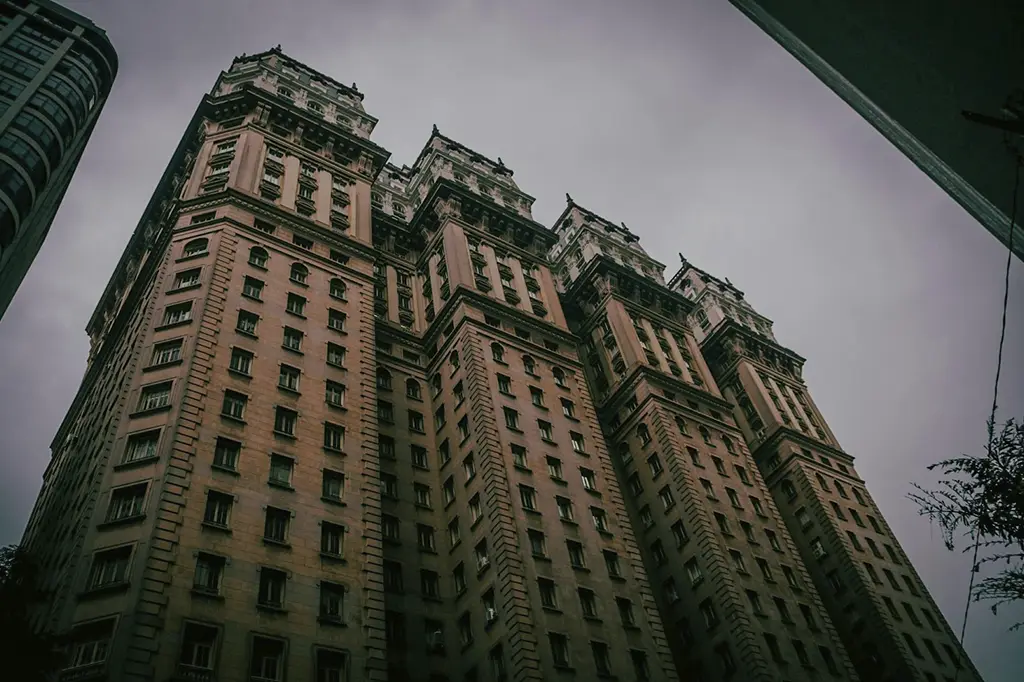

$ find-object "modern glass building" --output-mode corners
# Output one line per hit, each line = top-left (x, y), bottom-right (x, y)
(727, 0), (1024, 261)
(0, 0), (117, 319)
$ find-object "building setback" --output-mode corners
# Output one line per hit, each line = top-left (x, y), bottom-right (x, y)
(0, 0), (117, 319)
(20, 47), (980, 682)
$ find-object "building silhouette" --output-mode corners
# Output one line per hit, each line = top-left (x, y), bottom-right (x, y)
(21, 48), (981, 682)
(0, 0), (117, 319)
(725, 0), (1024, 262)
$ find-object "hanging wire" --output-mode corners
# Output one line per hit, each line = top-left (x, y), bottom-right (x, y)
(953, 153), (1020, 682)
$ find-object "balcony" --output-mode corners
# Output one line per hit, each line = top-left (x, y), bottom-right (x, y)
(60, 663), (106, 682)
(175, 664), (215, 682)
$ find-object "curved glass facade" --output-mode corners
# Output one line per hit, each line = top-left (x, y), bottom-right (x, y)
(0, 0), (116, 317)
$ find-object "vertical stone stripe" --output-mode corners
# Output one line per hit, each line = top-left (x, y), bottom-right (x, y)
(575, 374), (679, 681)
(121, 230), (237, 680)
(648, 404), (773, 681)
(460, 328), (544, 682)
(357, 290), (390, 681)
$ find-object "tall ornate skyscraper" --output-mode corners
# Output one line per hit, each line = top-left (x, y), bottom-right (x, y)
(20, 47), (980, 682)
(0, 0), (117, 319)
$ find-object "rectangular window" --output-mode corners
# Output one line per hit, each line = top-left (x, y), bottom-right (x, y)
(229, 347), (253, 375)
(322, 469), (344, 502)
(162, 302), (193, 326)
(273, 407), (297, 436)
(520, 485), (537, 511)
(408, 411), (425, 432)
(263, 507), (290, 543)
(417, 524), (436, 552)
(567, 540), (586, 568)
(151, 339), (183, 366)
(325, 380), (345, 407)
(242, 276), (264, 300)
(123, 430), (160, 463)
(282, 327), (303, 351)
(529, 529), (547, 557)
(324, 422), (345, 451)
(328, 309), (346, 331)
(286, 293), (306, 316)
(235, 310), (258, 335)
(192, 553), (224, 595)
(278, 364), (300, 392)
(221, 391), (247, 420)
(89, 546), (132, 588)
(179, 622), (218, 673)
(570, 431), (585, 452)
(203, 491), (232, 527)
(106, 483), (147, 522)
(504, 408), (520, 430)
(327, 342), (346, 366)
(268, 454), (293, 487)
(138, 382), (172, 412)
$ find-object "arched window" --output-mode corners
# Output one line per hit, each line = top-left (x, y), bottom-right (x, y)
(406, 378), (421, 400)
(491, 343), (505, 363)
(816, 474), (831, 492)
(637, 424), (651, 446)
(699, 426), (713, 445)
(721, 435), (736, 454)
(431, 374), (442, 397)
(182, 238), (208, 258)
(522, 355), (535, 375)
(695, 309), (709, 329)
(376, 368), (392, 390)
(449, 351), (460, 372)
(781, 479), (797, 501)
(290, 263), (309, 285)
(248, 246), (268, 268)
(675, 416), (690, 436)
(552, 367), (566, 388)
(330, 278), (347, 300)
(617, 442), (632, 464)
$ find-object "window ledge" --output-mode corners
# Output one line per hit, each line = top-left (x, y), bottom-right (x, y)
(241, 293), (262, 303)
(228, 368), (252, 380)
(319, 552), (347, 564)
(506, 426), (524, 434)
(570, 565), (591, 574)
(551, 477), (568, 486)
(541, 438), (557, 445)
(77, 581), (130, 600)
(262, 538), (291, 549)
(175, 252), (209, 263)
(167, 283), (202, 295)
(142, 359), (183, 373)
(256, 604), (288, 614)
(277, 386), (301, 397)
(583, 615), (603, 623)
(268, 480), (294, 492)
(128, 404), (172, 419)
(532, 554), (552, 563)
(272, 430), (297, 440)
(97, 514), (146, 530)
(282, 345), (304, 356)
(113, 456), (159, 471)
(513, 464), (532, 474)
(201, 521), (231, 534)
(523, 508), (542, 517)
(190, 587), (224, 600)
(211, 464), (240, 476)
(321, 496), (346, 507)
(317, 615), (348, 627)
(286, 311), (307, 320)
(235, 329), (258, 339)
(541, 606), (563, 614)
(553, 665), (575, 674)
(220, 414), (246, 425)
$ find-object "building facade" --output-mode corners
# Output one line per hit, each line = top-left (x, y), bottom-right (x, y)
(725, 0), (1024, 262)
(0, 0), (117, 319)
(20, 47), (979, 682)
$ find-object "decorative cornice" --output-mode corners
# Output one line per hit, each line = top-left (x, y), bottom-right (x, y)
(562, 255), (695, 317)
(231, 46), (365, 101)
(701, 318), (805, 379)
(751, 425), (856, 470)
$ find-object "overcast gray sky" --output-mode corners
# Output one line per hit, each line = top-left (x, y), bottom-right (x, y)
(1, 0), (1021, 678)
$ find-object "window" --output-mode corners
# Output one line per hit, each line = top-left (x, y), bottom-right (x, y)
(519, 485), (538, 511)
(671, 520), (690, 547)
(685, 558), (703, 585)
(658, 485), (676, 510)
(320, 522), (346, 558)
(182, 238), (209, 258)
(700, 599), (719, 629)
(179, 622), (218, 673)
(570, 431), (585, 452)
(380, 472), (398, 498)
(729, 550), (748, 574)
(220, 390), (247, 420)
(592, 642), (611, 676)
(648, 454), (664, 477)
(272, 407), (296, 436)
(566, 540), (586, 568)
(475, 540), (490, 571)
(538, 578), (558, 608)
(819, 647), (839, 675)
(203, 490), (233, 528)
(289, 263), (308, 285)
(795, 507), (812, 529)
(403, 378), (422, 400)
(414, 484), (432, 508)
(713, 457), (727, 475)
(89, 546), (132, 588)
(376, 368), (392, 390)
(408, 410), (425, 432)
(546, 456), (564, 480)
(321, 469), (344, 503)
(700, 478), (717, 500)
(512, 444), (528, 468)
(549, 633), (570, 668)
(764, 633), (784, 663)
(637, 424), (652, 446)
(442, 477), (455, 506)
(66, 619), (115, 671)
(687, 447), (702, 467)
(326, 342), (346, 367)
(810, 538), (827, 559)
(457, 416), (470, 441)
(256, 567), (287, 609)
(285, 292), (306, 316)
(137, 382), (172, 412)
(553, 367), (567, 388)
(268, 454), (293, 487)
(715, 512), (732, 535)
(750, 496), (766, 516)
(523, 355), (536, 374)
(328, 309), (346, 331)
(591, 507), (609, 533)
(417, 524), (436, 552)
(500, 407), (520, 430)
(561, 399), (576, 418)
(557, 497), (575, 522)
(902, 575), (920, 596)
(529, 386), (545, 408)
(735, 465), (751, 484)
(491, 343), (505, 363)
(756, 558), (774, 581)
(276, 364), (300, 392)
(579, 588), (598, 618)
(230, 309), (261, 338)
(263, 507), (290, 544)
(781, 479), (797, 500)
(172, 268), (201, 290)
(123, 430), (160, 464)
(604, 551), (622, 579)
(726, 487), (743, 508)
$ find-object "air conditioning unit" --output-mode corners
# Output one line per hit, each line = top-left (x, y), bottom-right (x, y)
(485, 607), (498, 624)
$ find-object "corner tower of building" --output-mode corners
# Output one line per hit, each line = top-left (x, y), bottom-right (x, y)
(672, 256), (984, 682)
(552, 199), (857, 681)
